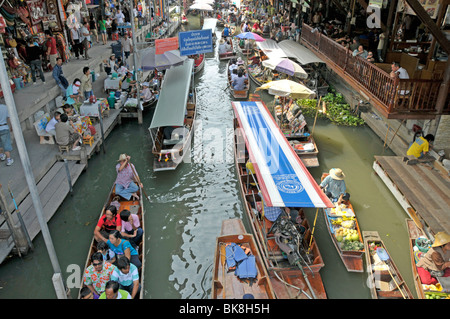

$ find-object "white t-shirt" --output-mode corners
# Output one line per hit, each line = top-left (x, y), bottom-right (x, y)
(115, 12), (125, 24)
(45, 117), (58, 133)
(396, 67), (409, 79)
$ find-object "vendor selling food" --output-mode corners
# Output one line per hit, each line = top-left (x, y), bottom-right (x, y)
(319, 168), (350, 206)
(416, 232), (450, 285)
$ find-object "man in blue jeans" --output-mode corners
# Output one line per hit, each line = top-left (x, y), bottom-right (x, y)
(52, 58), (69, 95)
(0, 103), (14, 166)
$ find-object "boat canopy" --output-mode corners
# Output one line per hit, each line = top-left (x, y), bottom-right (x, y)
(232, 101), (333, 208)
(202, 18), (217, 34)
(278, 40), (323, 65)
(149, 59), (194, 129)
(256, 39), (287, 60)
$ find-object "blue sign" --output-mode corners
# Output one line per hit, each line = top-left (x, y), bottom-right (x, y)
(178, 30), (213, 56)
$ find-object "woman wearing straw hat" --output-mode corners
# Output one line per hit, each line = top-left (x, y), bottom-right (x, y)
(115, 154), (143, 201)
(416, 232), (450, 285)
(319, 168), (350, 206)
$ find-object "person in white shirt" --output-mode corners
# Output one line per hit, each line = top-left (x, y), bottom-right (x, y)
(121, 33), (133, 61)
(80, 22), (91, 59)
(70, 26), (82, 59)
(391, 61), (410, 95)
(140, 82), (153, 103)
(115, 9), (125, 36)
(45, 111), (61, 136)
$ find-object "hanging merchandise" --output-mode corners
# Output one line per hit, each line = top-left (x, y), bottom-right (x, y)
(26, 0), (45, 25)
(0, 15), (6, 33)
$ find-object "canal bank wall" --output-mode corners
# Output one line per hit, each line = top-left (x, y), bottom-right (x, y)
(0, 21), (181, 263)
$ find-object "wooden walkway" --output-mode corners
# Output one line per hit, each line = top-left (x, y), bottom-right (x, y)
(0, 108), (122, 263)
(373, 156), (450, 236)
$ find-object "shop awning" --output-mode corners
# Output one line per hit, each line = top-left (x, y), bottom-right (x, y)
(202, 18), (217, 34)
(149, 59), (194, 129)
(256, 39), (287, 60)
(232, 101), (333, 208)
(278, 40), (324, 65)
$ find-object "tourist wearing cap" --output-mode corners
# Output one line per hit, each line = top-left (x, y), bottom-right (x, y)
(319, 168), (350, 206)
(115, 154), (143, 201)
(416, 232), (450, 285)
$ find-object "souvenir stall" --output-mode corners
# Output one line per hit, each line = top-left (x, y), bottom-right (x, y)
(0, 0), (70, 90)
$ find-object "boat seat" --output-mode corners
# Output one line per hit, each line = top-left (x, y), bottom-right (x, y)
(163, 138), (183, 145)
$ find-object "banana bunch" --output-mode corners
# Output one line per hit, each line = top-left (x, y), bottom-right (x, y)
(331, 218), (343, 225)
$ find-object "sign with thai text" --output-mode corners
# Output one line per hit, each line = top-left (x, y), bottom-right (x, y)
(178, 30), (213, 56)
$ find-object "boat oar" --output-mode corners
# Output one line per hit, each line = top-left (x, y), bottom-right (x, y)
(307, 208), (319, 254)
(7, 182), (34, 251)
(376, 247), (407, 299)
(129, 162), (151, 202)
(220, 243), (227, 299)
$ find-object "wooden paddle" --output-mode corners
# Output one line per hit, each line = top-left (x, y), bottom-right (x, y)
(220, 244), (227, 299)
(376, 247), (407, 299)
(129, 162), (151, 202)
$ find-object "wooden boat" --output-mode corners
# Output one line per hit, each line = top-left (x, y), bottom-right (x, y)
(405, 218), (442, 299)
(219, 38), (236, 60)
(149, 59), (196, 172)
(212, 218), (276, 299)
(78, 183), (145, 299)
(227, 60), (249, 99)
(321, 173), (365, 272)
(232, 101), (333, 299)
(274, 100), (319, 168)
(194, 54), (205, 74)
(363, 230), (414, 299)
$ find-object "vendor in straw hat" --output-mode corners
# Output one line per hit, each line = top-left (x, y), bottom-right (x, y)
(115, 154), (143, 201)
(416, 232), (450, 285)
(319, 168), (350, 206)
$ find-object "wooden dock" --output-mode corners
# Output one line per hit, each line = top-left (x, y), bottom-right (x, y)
(0, 108), (122, 263)
(373, 156), (450, 237)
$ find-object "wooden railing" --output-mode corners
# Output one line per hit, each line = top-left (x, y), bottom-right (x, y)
(301, 23), (449, 117)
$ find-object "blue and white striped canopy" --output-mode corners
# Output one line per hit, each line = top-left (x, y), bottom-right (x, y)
(232, 101), (333, 208)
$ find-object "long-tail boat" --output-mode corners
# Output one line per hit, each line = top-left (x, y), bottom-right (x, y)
(232, 100), (334, 299)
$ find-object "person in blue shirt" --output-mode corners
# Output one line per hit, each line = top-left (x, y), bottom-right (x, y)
(52, 57), (69, 95)
(65, 78), (82, 105)
(107, 230), (141, 269)
(319, 168), (350, 206)
(222, 24), (230, 38)
(111, 256), (140, 298)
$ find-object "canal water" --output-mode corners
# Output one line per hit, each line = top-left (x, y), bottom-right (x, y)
(0, 16), (417, 299)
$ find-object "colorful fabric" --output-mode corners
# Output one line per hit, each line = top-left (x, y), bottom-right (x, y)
(83, 262), (116, 294)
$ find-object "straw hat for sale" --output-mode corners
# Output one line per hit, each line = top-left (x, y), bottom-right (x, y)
(432, 232), (450, 248)
(329, 168), (345, 180)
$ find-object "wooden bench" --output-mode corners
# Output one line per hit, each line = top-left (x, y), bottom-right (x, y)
(33, 113), (55, 145)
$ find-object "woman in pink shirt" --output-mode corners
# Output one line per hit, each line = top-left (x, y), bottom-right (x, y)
(120, 209), (143, 249)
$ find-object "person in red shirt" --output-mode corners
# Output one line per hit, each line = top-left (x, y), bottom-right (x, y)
(45, 30), (59, 69)
(94, 205), (122, 243)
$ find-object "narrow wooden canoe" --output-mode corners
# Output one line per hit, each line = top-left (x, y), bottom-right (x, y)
(233, 117), (327, 299)
(219, 38), (237, 60)
(227, 60), (249, 99)
(321, 173), (365, 272)
(194, 54), (205, 74)
(275, 105), (319, 168)
(406, 218), (428, 299)
(78, 183), (145, 299)
(212, 219), (276, 299)
(363, 230), (414, 299)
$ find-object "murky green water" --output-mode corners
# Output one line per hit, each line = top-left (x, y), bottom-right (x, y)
(0, 15), (416, 299)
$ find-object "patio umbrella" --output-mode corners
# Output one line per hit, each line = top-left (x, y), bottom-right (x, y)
(189, 2), (214, 11)
(256, 79), (316, 99)
(194, 0), (214, 4)
(140, 47), (187, 71)
(262, 58), (308, 79)
(234, 32), (265, 42)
